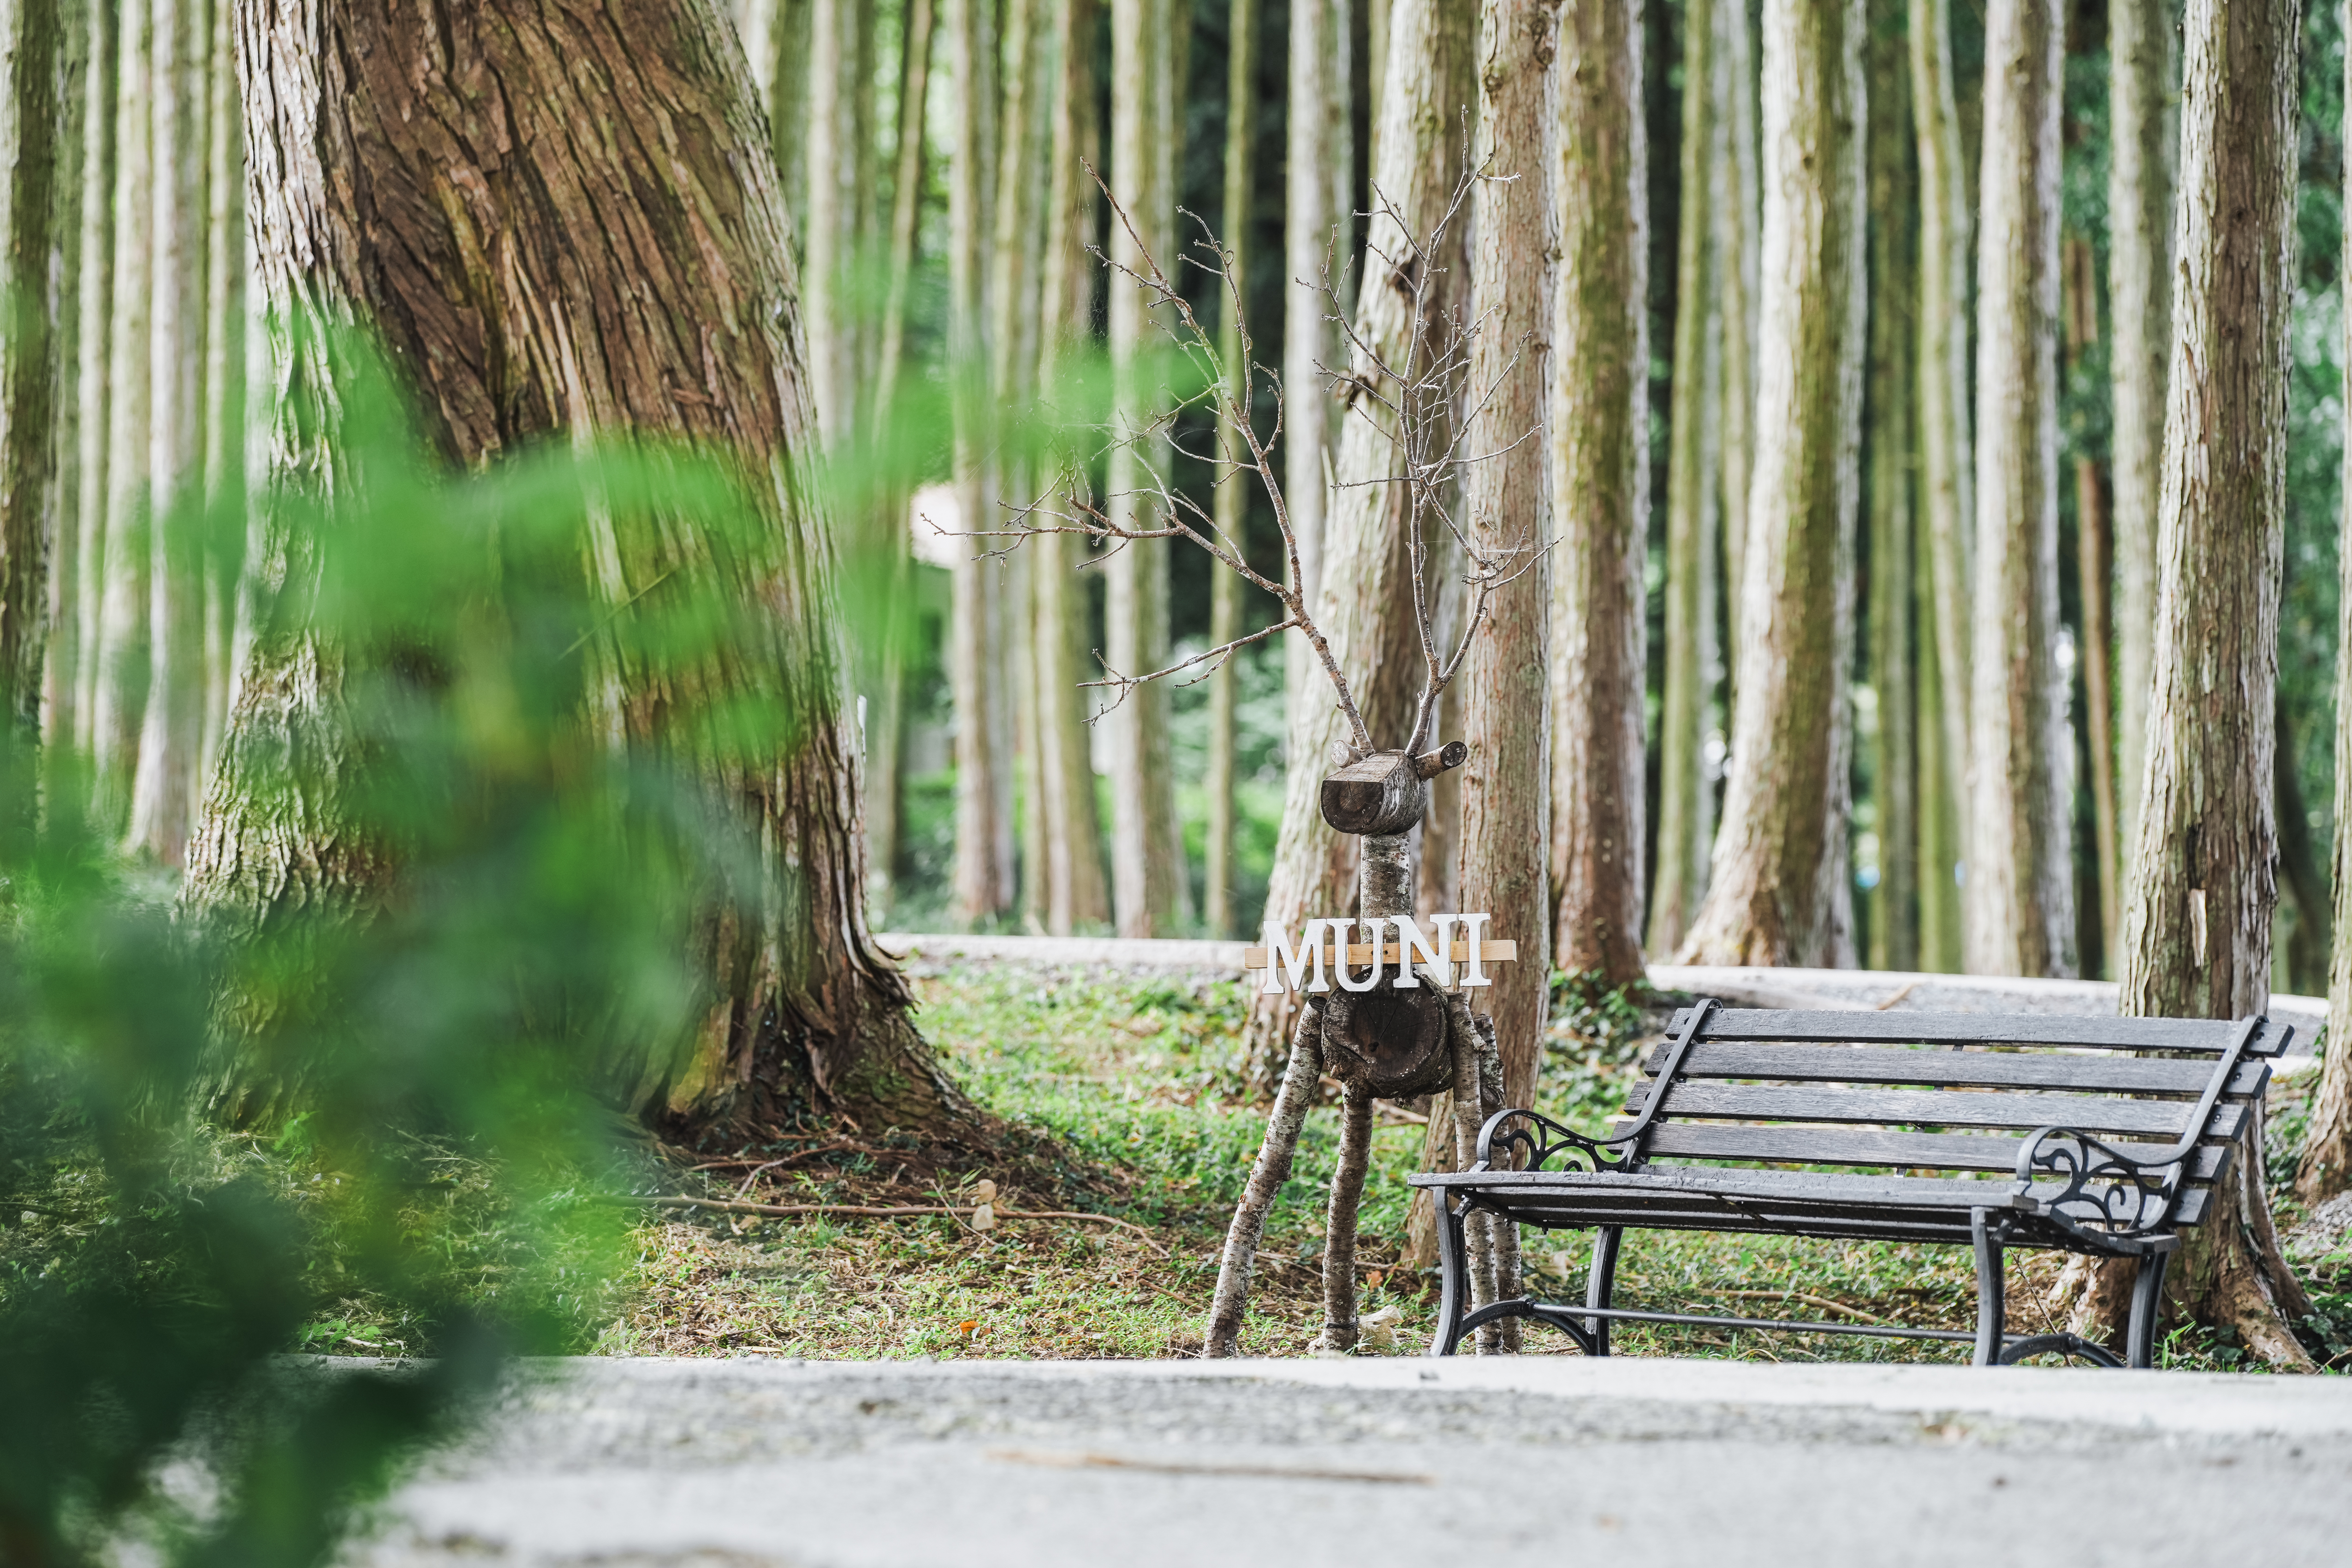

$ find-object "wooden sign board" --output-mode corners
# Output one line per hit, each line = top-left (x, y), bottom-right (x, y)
(1241, 938), (1519, 969)
(1247, 914), (1513, 993)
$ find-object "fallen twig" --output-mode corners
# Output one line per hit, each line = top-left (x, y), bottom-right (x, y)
(600, 1194), (1168, 1254)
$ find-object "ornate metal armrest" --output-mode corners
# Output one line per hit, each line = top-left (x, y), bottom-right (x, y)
(2012, 1124), (2186, 1235)
(1474, 1107), (1640, 1175)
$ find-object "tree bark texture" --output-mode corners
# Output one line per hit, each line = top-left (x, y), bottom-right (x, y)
(1245, 0), (1470, 1079)
(1650, 0), (1717, 959)
(2111, 0), (2310, 1366)
(1204, 0), (1256, 942)
(1282, 0), (1351, 715)
(1907, 0), (1970, 899)
(1033, 0), (1110, 936)
(1965, 0), (2072, 979)
(1548, 0), (1648, 984)
(1865, 0), (1915, 972)
(1679, 0), (1865, 969)
(197, 0), (958, 1137)
(1105, 0), (1187, 937)
(92, 0), (154, 814)
(2108, 0), (2171, 865)
(2299, 0), (2352, 1206)
(0, 0), (64, 742)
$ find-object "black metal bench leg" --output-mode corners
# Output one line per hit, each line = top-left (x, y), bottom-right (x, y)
(1585, 1226), (1621, 1357)
(1971, 1209), (2005, 1368)
(1426, 1196), (1471, 1357)
(2126, 1246), (2172, 1370)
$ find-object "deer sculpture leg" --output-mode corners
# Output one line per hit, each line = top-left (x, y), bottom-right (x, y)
(1320, 1081), (1377, 1350)
(1204, 998), (1326, 1357)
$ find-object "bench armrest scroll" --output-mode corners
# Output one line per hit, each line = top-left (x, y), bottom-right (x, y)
(1475, 1107), (1641, 1174)
(2013, 1125), (2188, 1235)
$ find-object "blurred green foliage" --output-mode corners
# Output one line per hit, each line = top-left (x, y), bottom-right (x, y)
(0, 345), (812, 1565)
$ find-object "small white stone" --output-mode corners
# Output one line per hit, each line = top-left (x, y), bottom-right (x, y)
(970, 1201), (996, 1231)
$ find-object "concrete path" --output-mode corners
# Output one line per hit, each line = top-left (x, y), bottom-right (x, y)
(346, 1356), (2352, 1567)
(877, 933), (2326, 1059)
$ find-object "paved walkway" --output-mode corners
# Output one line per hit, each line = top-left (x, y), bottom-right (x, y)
(347, 1356), (2352, 1566)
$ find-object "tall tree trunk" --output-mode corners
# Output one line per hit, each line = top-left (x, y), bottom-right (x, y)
(70, 0), (112, 757)
(1717, 0), (1758, 689)
(2109, 0), (2310, 1366)
(1865, 0), (1916, 973)
(947, 0), (1008, 925)
(994, 0), (1048, 931)
(1679, 0), (1865, 968)
(2064, 229), (2116, 972)
(1915, 454), (1961, 965)
(1649, 0), (1717, 957)
(200, 0), (245, 785)
(1550, 0), (1649, 984)
(197, 0), (960, 1139)
(2298, 0), (2352, 1207)
(739, 0), (812, 238)
(1282, 0), (1351, 727)
(129, 0), (211, 866)
(2274, 692), (2327, 996)
(0, 0), (65, 743)
(92, 0), (154, 815)
(1908, 0), (1970, 902)
(1033, 0), (1110, 936)
(1204, 0), (1255, 941)
(1105, 0), (1187, 936)
(39, 0), (89, 773)
(864, 0), (938, 913)
(2108, 0), (2171, 869)
(803, 0), (856, 448)
(1964, 0), (2071, 979)
(1244, 0), (1470, 1076)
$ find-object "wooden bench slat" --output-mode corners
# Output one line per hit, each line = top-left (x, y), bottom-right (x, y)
(1628, 1081), (2246, 1141)
(1665, 1007), (2284, 1055)
(1639, 1040), (2270, 1099)
(1623, 1120), (2232, 1180)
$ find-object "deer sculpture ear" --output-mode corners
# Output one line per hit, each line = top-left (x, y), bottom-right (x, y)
(1325, 737), (1367, 769)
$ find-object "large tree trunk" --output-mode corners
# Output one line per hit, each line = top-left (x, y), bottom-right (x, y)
(1907, 0), (1970, 933)
(1244, 0), (1468, 1080)
(1679, 0), (1865, 969)
(195, 0), (960, 1140)
(1864, 0), (1916, 973)
(1032, 0), (1111, 936)
(1203, 0), (1257, 941)
(1282, 0), (1350, 731)
(128, 0), (211, 867)
(1549, 0), (1649, 985)
(2108, 0), (2171, 868)
(2105, 0), (2310, 1367)
(1105, 0), (1188, 937)
(1649, 0), (1717, 958)
(1964, 0), (2071, 979)
(0, 0), (64, 744)
(2298, 0), (2352, 1207)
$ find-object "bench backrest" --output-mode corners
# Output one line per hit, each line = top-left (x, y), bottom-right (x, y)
(1621, 1004), (2287, 1227)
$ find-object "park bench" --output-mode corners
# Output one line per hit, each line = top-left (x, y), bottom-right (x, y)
(1409, 1000), (2290, 1367)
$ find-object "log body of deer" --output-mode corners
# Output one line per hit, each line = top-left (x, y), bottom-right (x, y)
(1205, 740), (1517, 1357)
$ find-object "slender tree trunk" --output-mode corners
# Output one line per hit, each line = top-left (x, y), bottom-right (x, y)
(1915, 459), (1961, 966)
(1649, 0), (1717, 957)
(739, 0), (812, 237)
(92, 0), (154, 814)
(70, 0), (112, 756)
(995, 0), (1048, 930)
(200, 0), (244, 785)
(2108, 0), (2171, 867)
(2274, 693), (2327, 996)
(2108, 0), (2310, 1367)
(2298, 0), (2352, 1207)
(1105, 0), (1187, 937)
(1964, 0), (2071, 979)
(198, 0), (961, 1139)
(864, 0), (937, 911)
(1203, 0), (1255, 941)
(1717, 0), (1758, 688)
(1549, 0), (1649, 984)
(1282, 0), (1351, 724)
(0, 0), (65, 742)
(2064, 230), (2116, 973)
(803, 0), (855, 448)
(1865, 0), (1916, 973)
(947, 0), (1007, 925)
(1033, 0), (1110, 935)
(1245, 0), (1470, 1075)
(39, 0), (89, 772)
(1680, 0), (1865, 968)
(129, 0), (210, 866)
(1409, 0), (1554, 1274)
(1908, 0), (1970, 891)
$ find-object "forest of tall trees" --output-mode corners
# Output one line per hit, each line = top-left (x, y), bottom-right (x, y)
(5, 0), (2352, 1359)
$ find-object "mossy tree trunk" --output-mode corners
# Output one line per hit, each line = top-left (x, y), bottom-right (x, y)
(195, 0), (962, 1140)
(1679, 0), (1866, 968)
(0, 0), (65, 746)
(1864, 0), (1916, 972)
